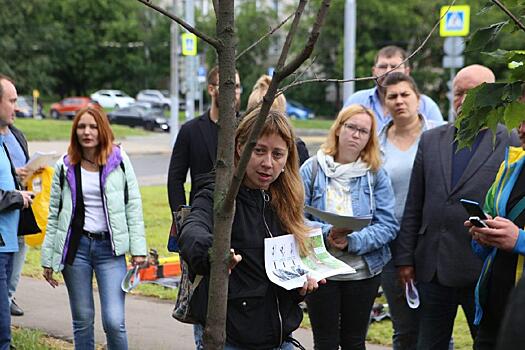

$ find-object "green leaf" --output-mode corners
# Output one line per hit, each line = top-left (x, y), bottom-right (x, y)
(482, 49), (510, 61)
(472, 83), (508, 108)
(466, 21), (508, 52)
(502, 81), (524, 102)
(503, 101), (525, 129)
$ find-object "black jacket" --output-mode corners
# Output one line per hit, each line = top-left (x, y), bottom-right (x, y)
(167, 111), (217, 213)
(179, 175), (303, 349)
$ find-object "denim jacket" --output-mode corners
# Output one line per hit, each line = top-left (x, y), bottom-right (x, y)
(300, 157), (399, 275)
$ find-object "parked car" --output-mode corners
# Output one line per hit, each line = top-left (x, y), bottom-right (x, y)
(286, 100), (315, 120)
(136, 89), (185, 110)
(50, 97), (98, 119)
(108, 103), (169, 132)
(16, 95), (45, 118)
(90, 89), (135, 109)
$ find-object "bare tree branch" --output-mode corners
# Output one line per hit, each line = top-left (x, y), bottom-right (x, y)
(212, 0), (219, 18)
(492, 0), (525, 32)
(136, 0), (220, 49)
(275, 0), (308, 71)
(280, 0), (455, 93)
(236, 11), (295, 60)
(276, 0), (331, 79)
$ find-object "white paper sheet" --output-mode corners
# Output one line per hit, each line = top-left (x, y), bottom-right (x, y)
(25, 151), (57, 172)
(264, 228), (356, 290)
(305, 205), (372, 229)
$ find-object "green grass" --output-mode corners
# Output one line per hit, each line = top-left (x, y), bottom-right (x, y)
(12, 326), (74, 350)
(290, 118), (333, 130)
(15, 118), (148, 141)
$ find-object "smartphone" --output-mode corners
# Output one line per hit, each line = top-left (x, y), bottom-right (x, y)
(469, 217), (488, 228)
(460, 199), (488, 220)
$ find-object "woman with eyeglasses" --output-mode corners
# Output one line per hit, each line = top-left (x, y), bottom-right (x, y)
(379, 72), (441, 350)
(41, 106), (147, 350)
(300, 104), (398, 350)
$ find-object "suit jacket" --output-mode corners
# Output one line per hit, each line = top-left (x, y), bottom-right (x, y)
(167, 111), (217, 213)
(395, 123), (519, 287)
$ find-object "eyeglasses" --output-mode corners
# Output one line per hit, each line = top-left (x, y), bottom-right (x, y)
(375, 63), (405, 70)
(210, 83), (243, 93)
(342, 123), (370, 137)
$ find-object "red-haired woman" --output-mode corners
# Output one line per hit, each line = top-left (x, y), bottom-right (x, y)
(41, 106), (147, 349)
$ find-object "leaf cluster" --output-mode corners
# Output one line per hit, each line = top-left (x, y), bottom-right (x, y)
(455, 0), (525, 149)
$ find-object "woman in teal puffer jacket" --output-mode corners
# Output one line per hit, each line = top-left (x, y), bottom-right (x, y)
(41, 106), (147, 350)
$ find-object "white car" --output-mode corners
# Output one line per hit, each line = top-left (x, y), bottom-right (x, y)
(136, 89), (171, 110)
(90, 90), (135, 109)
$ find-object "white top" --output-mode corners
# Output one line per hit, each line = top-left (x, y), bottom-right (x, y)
(81, 167), (109, 233)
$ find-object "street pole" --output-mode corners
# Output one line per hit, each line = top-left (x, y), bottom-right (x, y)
(185, 0), (196, 121)
(343, 0), (356, 102)
(170, 0), (180, 145)
(448, 67), (456, 122)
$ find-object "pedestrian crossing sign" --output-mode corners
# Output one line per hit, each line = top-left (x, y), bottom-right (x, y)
(181, 33), (197, 56)
(440, 5), (470, 37)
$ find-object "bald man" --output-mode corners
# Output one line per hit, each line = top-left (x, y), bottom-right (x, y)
(394, 65), (519, 350)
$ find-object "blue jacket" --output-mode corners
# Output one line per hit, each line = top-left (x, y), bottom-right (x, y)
(472, 147), (525, 325)
(300, 157), (399, 275)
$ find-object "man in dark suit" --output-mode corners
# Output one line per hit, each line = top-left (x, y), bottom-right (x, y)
(167, 66), (241, 213)
(395, 64), (519, 350)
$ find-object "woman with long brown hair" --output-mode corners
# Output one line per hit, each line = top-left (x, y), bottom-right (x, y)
(41, 106), (147, 349)
(301, 104), (398, 350)
(179, 108), (321, 349)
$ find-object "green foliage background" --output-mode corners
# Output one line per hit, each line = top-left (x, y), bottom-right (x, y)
(2, 0), (525, 119)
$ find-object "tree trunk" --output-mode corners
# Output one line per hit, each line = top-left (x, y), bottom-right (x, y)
(204, 0), (237, 348)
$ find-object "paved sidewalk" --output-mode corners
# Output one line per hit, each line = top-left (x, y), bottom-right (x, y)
(12, 276), (391, 350)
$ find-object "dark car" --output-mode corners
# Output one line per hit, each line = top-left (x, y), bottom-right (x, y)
(108, 103), (170, 132)
(16, 96), (45, 118)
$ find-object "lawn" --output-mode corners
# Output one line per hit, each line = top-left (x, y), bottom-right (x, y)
(290, 118), (333, 130)
(15, 118), (148, 141)
(22, 185), (474, 348)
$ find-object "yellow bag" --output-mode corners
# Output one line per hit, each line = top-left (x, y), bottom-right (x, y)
(25, 166), (54, 247)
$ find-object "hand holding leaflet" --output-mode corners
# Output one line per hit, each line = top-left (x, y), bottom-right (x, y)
(264, 228), (355, 290)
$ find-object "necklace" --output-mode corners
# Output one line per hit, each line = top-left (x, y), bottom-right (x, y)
(82, 157), (97, 166)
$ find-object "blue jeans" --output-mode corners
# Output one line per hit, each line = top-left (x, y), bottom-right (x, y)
(416, 279), (477, 350)
(0, 252), (14, 350)
(8, 236), (26, 302)
(62, 235), (127, 350)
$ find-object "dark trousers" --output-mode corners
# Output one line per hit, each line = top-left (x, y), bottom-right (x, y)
(305, 275), (381, 350)
(381, 261), (418, 350)
(0, 252), (14, 350)
(417, 279), (477, 350)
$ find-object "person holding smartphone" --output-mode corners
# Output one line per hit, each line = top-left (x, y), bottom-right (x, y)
(467, 144), (525, 350)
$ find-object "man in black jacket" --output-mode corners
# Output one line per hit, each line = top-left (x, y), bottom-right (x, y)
(167, 66), (241, 213)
